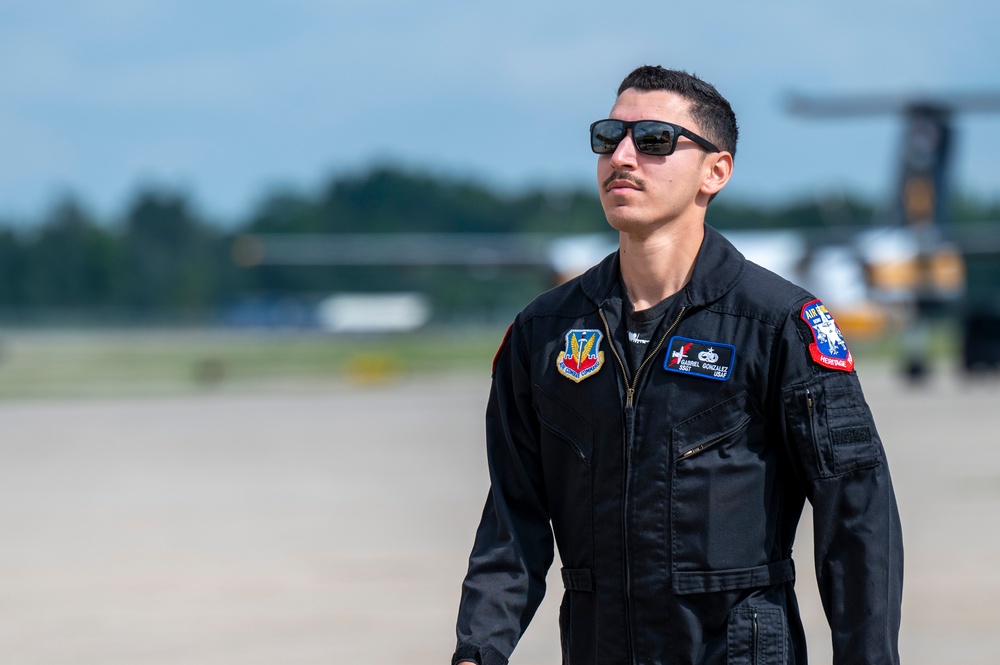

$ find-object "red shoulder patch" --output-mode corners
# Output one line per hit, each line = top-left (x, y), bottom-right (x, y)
(800, 299), (854, 372)
(492, 323), (513, 374)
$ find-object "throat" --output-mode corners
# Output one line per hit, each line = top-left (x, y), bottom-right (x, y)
(618, 224), (703, 307)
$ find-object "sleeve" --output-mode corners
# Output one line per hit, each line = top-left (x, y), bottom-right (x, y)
(452, 317), (554, 665)
(776, 298), (903, 665)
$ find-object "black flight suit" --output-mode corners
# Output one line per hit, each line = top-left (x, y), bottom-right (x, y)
(453, 225), (903, 665)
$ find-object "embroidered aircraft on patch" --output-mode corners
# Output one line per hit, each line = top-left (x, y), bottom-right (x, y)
(801, 298), (854, 372)
(556, 329), (605, 382)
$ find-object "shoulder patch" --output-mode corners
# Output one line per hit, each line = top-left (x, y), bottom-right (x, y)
(491, 323), (513, 374)
(556, 329), (605, 383)
(800, 299), (854, 372)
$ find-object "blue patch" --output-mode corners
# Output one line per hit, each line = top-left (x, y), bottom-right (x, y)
(664, 337), (735, 381)
(800, 299), (854, 372)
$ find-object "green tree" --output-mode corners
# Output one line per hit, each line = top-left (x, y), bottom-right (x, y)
(119, 189), (227, 313)
(0, 227), (27, 306)
(22, 197), (121, 308)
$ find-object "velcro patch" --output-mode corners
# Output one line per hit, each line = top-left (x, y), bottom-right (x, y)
(831, 426), (872, 446)
(664, 337), (735, 381)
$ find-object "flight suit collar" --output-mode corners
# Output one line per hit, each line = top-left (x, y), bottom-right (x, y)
(580, 224), (746, 308)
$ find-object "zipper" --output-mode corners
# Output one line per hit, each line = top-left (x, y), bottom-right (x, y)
(630, 306), (686, 402)
(538, 414), (589, 464)
(752, 609), (759, 665)
(805, 387), (823, 475)
(541, 424), (588, 463)
(677, 414), (752, 460)
(679, 438), (719, 459)
(599, 306), (687, 408)
(598, 304), (687, 665)
(599, 308), (632, 405)
(563, 437), (588, 464)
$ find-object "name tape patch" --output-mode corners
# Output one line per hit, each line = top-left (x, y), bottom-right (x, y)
(664, 337), (735, 381)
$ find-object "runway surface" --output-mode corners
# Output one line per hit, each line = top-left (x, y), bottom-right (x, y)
(0, 366), (997, 663)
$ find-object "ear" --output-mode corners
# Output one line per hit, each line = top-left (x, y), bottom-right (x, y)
(700, 151), (733, 197)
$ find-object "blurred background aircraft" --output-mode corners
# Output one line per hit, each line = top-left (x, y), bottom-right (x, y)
(232, 89), (1000, 380)
(787, 91), (1000, 378)
(0, 2), (998, 389)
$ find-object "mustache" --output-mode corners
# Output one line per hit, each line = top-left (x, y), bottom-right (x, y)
(603, 170), (644, 191)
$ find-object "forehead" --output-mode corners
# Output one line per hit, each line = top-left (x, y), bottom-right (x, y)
(609, 89), (697, 128)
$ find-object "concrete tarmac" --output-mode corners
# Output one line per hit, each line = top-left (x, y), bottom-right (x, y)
(0, 366), (998, 663)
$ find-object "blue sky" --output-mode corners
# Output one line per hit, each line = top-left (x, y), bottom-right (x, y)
(2, 0), (999, 224)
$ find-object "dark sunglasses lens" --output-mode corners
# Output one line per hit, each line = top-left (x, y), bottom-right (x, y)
(633, 122), (675, 155)
(591, 121), (625, 154)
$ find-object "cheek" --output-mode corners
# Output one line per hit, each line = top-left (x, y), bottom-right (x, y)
(596, 156), (612, 179)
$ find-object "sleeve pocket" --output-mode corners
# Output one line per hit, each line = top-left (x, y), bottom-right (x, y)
(784, 373), (883, 478)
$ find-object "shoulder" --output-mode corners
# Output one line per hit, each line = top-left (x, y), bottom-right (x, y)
(516, 251), (617, 325)
(710, 259), (813, 327)
(495, 264), (606, 374)
(507, 281), (593, 350)
(519, 276), (593, 322)
(742, 261), (813, 309)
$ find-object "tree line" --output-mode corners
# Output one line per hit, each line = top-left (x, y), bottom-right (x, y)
(0, 166), (995, 324)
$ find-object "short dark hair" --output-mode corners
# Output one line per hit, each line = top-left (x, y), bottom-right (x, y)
(617, 66), (738, 158)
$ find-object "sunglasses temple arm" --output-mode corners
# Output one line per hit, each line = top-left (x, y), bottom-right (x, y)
(680, 128), (720, 153)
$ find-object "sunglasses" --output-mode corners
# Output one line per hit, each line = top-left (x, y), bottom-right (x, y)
(590, 119), (720, 156)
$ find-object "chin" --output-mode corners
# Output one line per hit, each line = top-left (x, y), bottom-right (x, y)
(608, 217), (649, 235)
(603, 212), (647, 235)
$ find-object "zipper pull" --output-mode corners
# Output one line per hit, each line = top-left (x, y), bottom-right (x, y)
(626, 388), (634, 408)
(806, 388), (813, 415)
(681, 443), (704, 459)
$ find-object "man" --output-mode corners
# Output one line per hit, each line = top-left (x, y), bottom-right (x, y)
(453, 66), (903, 665)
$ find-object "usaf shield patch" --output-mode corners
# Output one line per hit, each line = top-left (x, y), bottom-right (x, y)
(801, 298), (855, 372)
(556, 329), (605, 383)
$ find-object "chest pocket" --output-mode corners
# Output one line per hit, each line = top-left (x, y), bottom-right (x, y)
(670, 391), (793, 594)
(534, 383), (593, 465)
(533, 384), (594, 561)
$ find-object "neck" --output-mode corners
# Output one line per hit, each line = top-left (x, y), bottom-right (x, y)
(618, 220), (704, 311)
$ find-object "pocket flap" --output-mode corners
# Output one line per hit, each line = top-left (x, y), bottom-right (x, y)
(672, 391), (758, 457)
(560, 567), (594, 592)
(534, 384), (594, 461)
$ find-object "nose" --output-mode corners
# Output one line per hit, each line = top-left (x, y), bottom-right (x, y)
(609, 129), (638, 169)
